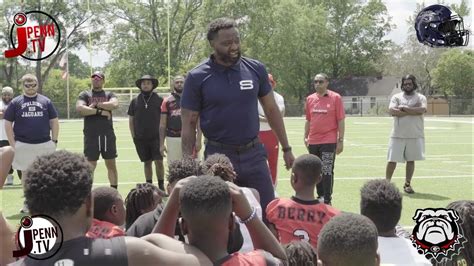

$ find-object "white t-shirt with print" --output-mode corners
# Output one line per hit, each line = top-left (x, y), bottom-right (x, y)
(258, 91), (285, 131)
(389, 92), (427, 138)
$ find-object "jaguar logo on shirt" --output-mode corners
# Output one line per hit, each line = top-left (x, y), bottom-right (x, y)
(21, 101), (44, 117)
(240, 80), (254, 90)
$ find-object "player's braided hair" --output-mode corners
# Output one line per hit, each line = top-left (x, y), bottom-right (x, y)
(283, 241), (318, 266)
(446, 200), (473, 265)
(202, 153), (236, 182)
(124, 183), (158, 229)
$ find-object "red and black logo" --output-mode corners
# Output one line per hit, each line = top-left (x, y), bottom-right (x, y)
(13, 215), (63, 260)
(4, 11), (61, 61)
(411, 208), (467, 263)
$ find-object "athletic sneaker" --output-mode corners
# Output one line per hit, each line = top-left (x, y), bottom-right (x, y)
(404, 183), (415, 194)
(20, 202), (29, 213)
(5, 174), (13, 185)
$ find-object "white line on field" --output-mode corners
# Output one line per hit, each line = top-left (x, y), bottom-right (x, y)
(425, 118), (474, 124)
(91, 174), (472, 186)
(292, 143), (472, 147)
(85, 153), (472, 163)
(279, 174), (472, 180)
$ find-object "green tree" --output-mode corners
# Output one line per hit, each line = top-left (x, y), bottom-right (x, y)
(381, 0), (470, 95)
(67, 53), (91, 78)
(101, 0), (393, 102)
(102, 0), (204, 86)
(42, 69), (90, 118)
(432, 49), (473, 99)
(320, 0), (393, 78)
(0, 1), (105, 93)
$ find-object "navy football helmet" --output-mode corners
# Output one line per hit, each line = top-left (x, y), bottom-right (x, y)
(415, 4), (469, 47)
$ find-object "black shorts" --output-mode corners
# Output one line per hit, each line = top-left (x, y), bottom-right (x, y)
(84, 133), (117, 161)
(0, 140), (13, 174)
(133, 138), (162, 162)
(0, 140), (10, 147)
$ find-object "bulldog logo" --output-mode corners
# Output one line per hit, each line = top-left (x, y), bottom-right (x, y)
(411, 208), (466, 263)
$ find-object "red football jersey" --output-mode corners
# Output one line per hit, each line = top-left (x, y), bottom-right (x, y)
(266, 197), (340, 248)
(219, 250), (269, 266)
(86, 218), (125, 239)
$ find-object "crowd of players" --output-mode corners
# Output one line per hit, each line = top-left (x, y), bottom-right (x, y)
(0, 17), (473, 266)
(1, 151), (472, 265)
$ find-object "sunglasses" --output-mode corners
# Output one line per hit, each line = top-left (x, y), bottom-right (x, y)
(24, 84), (37, 88)
(91, 75), (103, 80)
(314, 80), (325, 84)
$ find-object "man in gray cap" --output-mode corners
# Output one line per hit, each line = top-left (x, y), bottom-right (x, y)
(76, 71), (119, 189)
(128, 75), (165, 190)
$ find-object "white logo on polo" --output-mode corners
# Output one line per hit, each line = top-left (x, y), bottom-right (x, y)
(240, 80), (254, 90)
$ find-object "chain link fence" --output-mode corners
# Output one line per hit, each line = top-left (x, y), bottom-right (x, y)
(284, 98), (473, 117)
(52, 98), (472, 119)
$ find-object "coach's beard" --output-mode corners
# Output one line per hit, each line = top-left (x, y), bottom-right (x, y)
(142, 90), (152, 97)
(402, 88), (415, 95)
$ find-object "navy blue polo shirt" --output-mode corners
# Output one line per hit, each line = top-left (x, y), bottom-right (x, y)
(181, 56), (272, 145)
(4, 94), (58, 144)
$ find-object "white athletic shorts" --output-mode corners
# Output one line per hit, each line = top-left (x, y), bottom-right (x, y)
(13, 141), (56, 171)
(387, 138), (425, 163)
(166, 136), (182, 163)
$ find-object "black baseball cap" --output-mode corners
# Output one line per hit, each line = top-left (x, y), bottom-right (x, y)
(91, 71), (105, 79)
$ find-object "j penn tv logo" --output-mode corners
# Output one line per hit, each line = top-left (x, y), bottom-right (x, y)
(13, 215), (64, 260)
(4, 11), (61, 61)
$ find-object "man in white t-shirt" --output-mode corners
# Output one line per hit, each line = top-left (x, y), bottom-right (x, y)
(386, 74), (427, 194)
(361, 179), (431, 265)
(0, 86), (16, 185)
(258, 74), (285, 187)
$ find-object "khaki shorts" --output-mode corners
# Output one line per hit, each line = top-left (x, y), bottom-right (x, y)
(166, 136), (182, 163)
(387, 138), (425, 163)
(13, 141), (56, 171)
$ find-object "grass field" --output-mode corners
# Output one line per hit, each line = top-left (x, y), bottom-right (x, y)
(1, 116), (472, 227)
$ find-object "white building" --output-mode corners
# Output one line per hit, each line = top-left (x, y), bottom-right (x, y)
(330, 76), (400, 115)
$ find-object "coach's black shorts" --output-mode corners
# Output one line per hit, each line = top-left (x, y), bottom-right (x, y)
(84, 133), (117, 161)
(133, 138), (163, 162)
(0, 140), (13, 174)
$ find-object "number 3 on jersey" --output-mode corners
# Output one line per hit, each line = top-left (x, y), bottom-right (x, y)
(293, 229), (310, 242)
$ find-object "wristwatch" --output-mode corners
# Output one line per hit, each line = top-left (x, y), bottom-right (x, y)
(52, 140), (58, 144)
(282, 146), (292, 153)
(338, 138), (344, 143)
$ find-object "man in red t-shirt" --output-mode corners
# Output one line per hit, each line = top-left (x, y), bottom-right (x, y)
(266, 154), (340, 249)
(304, 73), (345, 205)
